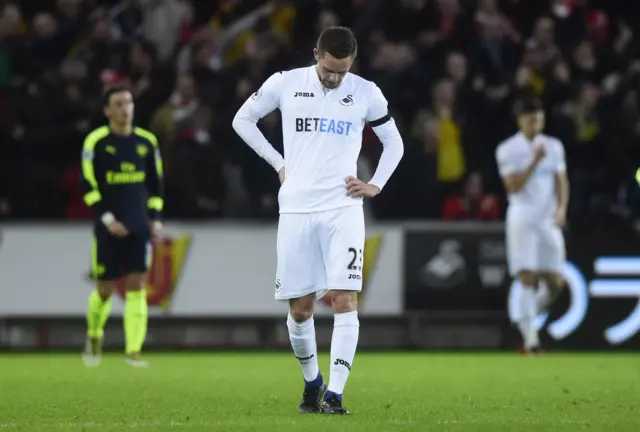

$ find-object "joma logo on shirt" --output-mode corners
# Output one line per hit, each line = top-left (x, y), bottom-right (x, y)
(295, 117), (353, 136)
(294, 92), (315, 97)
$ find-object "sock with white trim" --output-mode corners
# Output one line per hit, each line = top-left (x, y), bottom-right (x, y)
(286, 312), (322, 388)
(518, 285), (539, 350)
(326, 310), (359, 400)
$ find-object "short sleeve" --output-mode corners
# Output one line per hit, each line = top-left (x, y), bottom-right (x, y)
(245, 72), (285, 119)
(554, 140), (567, 173)
(365, 84), (389, 124)
(495, 144), (517, 176)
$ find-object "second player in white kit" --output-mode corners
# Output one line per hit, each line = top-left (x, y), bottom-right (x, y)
(496, 98), (570, 354)
(232, 27), (403, 414)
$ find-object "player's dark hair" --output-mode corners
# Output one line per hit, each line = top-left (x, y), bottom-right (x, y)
(102, 85), (131, 107)
(317, 26), (358, 60)
(515, 98), (543, 115)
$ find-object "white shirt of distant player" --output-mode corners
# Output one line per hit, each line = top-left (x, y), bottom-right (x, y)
(496, 132), (566, 221)
(247, 66), (390, 213)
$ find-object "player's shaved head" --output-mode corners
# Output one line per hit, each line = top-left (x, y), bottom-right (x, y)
(316, 26), (357, 60)
(516, 97), (544, 138)
(314, 26), (357, 89)
(515, 97), (543, 116)
(103, 86), (134, 129)
(103, 85), (131, 107)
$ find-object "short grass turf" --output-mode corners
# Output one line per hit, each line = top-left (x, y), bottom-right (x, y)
(0, 353), (639, 431)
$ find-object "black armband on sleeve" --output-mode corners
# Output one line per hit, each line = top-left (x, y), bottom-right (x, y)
(368, 114), (392, 128)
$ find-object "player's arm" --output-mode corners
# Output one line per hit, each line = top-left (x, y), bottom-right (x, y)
(365, 84), (404, 192)
(81, 127), (113, 226)
(554, 141), (569, 219)
(232, 72), (285, 173)
(136, 128), (165, 221)
(496, 144), (544, 194)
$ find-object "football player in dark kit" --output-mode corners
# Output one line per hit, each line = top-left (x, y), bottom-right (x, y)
(81, 86), (164, 367)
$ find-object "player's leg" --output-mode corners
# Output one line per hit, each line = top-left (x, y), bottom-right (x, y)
(506, 220), (541, 353)
(517, 270), (540, 353)
(288, 294), (324, 413)
(320, 206), (365, 414)
(537, 224), (567, 314)
(536, 274), (565, 313)
(121, 233), (152, 367)
(84, 234), (119, 366)
(276, 213), (326, 412)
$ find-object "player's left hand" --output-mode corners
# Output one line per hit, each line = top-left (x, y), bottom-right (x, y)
(554, 209), (566, 228)
(345, 176), (380, 198)
(149, 221), (163, 242)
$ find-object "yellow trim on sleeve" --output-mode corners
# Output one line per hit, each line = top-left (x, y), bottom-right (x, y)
(134, 127), (164, 177)
(84, 191), (102, 206)
(81, 126), (110, 206)
(147, 197), (164, 211)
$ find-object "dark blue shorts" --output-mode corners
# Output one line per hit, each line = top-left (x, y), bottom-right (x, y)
(91, 232), (152, 280)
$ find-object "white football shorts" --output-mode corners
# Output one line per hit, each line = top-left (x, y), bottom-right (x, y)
(275, 205), (365, 301)
(506, 216), (566, 276)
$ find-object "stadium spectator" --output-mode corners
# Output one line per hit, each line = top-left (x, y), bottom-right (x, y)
(441, 171), (501, 220)
(430, 77), (466, 188)
(127, 38), (173, 128)
(1, 0), (639, 225)
(150, 72), (222, 218)
(138, 0), (190, 61)
(555, 81), (602, 219)
(60, 163), (92, 220)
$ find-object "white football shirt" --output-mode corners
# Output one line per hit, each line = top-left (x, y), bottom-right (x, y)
(496, 132), (566, 221)
(233, 66), (394, 213)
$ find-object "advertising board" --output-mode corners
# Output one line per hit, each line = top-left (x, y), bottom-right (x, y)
(404, 224), (640, 348)
(0, 224), (403, 317)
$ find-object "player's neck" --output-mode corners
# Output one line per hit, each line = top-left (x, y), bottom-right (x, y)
(314, 64), (334, 93)
(520, 132), (537, 142)
(109, 122), (133, 137)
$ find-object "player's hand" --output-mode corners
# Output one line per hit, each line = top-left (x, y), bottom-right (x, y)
(278, 167), (285, 185)
(150, 221), (163, 242)
(107, 221), (128, 238)
(554, 209), (566, 228)
(345, 176), (380, 198)
(533, 144), (546, 163)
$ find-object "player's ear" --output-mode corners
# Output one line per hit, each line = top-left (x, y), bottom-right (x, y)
(313, 48), (320, 62)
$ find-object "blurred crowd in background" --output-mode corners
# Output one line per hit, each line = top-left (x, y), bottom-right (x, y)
(1, 0), (640, 230)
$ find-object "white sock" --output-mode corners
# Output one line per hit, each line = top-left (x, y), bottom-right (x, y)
(518, 285), (539, 349)
(536, 282), (552, 313)
(328, 311), (359, 396)
(286, 313), (320, 382)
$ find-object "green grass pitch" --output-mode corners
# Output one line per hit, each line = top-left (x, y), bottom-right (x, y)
(0, 352), (639, 431)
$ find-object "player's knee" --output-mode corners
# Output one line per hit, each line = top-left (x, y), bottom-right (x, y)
(289, 309), (313, 322)
(96, 282), (115, 300)
(289, 305), (313, 323)
(518, 271), (537, 287)
(331, 290), (358, 314)
(289, 295), (315, 322)
(547, 273), (566, 292)
(124, 273), (146, 291)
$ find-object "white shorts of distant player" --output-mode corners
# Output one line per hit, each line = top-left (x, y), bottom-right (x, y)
(275, 206), (365, 300)
(506, 212), (566, 276)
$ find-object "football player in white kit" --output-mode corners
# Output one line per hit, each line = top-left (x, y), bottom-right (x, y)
(232, 27), (404, 414)
(496, 98), (570, 354)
